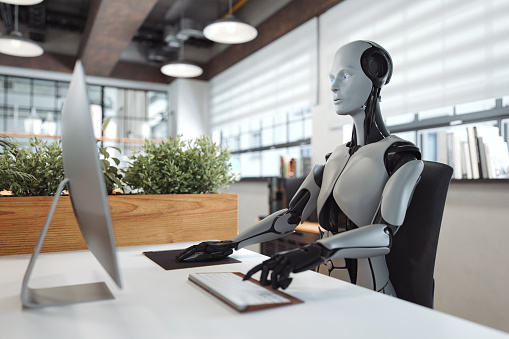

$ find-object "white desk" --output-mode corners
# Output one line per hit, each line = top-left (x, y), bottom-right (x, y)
(0, 242), (507, 339)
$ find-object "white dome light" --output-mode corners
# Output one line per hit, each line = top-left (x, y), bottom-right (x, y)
(0, 31), (44, 57)
(0, 0), (43, 5)
(161, 60), (203, 78)
(203, 15), (258, 44)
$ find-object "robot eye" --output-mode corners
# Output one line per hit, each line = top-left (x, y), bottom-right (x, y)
(331, 78), (335, 84)
(344, 73), (351, 79)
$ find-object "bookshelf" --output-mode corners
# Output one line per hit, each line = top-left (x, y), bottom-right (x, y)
(387, 97), (509, 181)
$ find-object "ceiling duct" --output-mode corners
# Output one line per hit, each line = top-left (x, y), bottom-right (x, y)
(146, 47), (167, 63)
(175, 17), (205, 41)
(45, 10), (86, 32)
(163, 24), (180, 48)
(147, 44), (178, 63)
(0, 3), (14, 34)
(28, 3), (46, 42)
(163, 18), (213, 49)
(134, 27), (163, 46)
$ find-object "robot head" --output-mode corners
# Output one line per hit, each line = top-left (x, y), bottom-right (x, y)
(330, 41), (373, 116)
(330, 40), (392, 146)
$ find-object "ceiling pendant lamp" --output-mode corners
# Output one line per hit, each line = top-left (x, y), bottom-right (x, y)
(0, 0), (43, 4)
(160, 5), (203, 78)
(0, 5), (44, 57)
(161, 59), (203, 78)
(160, 34), (202, 78)
(203, 0), (257, 44)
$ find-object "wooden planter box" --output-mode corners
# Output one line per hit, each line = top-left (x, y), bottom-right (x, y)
(0, 193), (238, 256)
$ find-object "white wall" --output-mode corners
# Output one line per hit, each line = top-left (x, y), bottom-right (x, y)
(169, 78), (210, 141)
(220, 180), (270, 254)
(311, 99), (348, 165)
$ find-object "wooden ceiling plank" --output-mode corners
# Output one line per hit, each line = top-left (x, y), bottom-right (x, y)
(0, 52), (76, 74)
(78, 0), (159, 77)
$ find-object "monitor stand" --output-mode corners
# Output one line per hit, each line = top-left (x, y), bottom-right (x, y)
(20, 179), (114, 309)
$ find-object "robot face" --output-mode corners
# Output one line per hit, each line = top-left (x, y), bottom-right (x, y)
(329, 41), (373, 116)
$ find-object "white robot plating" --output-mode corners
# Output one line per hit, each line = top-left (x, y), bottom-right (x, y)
(177, 40), (423, 295)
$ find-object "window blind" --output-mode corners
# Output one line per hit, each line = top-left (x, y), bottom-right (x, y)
(209, 18), (318, 136)
(319, 0), (509, 119)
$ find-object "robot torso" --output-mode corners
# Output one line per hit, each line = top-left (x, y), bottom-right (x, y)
(317, 135), (408, 231)
(316, 135), (419, 292)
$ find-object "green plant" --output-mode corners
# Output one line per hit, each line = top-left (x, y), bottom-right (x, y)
(1, 119), (125, 196)
(0, 137), (64, 196)
(0, 135), (36, 186)
(98, 117), (125, 194)
(0, 134), (16, 149)
(124, 135), (236, 194)
(98, 144), (124, 194)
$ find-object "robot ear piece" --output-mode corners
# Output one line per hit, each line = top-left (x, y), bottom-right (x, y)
(361, 46), (392, 88)
(367, 53), (385, 77)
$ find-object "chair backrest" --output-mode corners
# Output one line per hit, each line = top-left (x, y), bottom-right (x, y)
(385, 160), (453, 308)
(270, 177), (318, 222)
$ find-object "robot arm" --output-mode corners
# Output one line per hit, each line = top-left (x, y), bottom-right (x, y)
(244, 159), (423, 289)
(232, 164), (324, 249)
(176, 164), (324, 262)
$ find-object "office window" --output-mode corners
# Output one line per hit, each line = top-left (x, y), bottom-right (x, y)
(56, 82), (69, 111)
(0, 76), (4, 108)
(0, 74), (170, 165)
(33, 80), (56, 111)
(210, 18), (317, 178)
(147, 91), (169, 140)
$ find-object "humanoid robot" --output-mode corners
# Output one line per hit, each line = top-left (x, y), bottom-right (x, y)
(177, 40), (423, 295)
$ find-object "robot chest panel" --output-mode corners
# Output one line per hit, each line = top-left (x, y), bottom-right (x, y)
(333, 150), (389, 226)
(320, 144), (390, 227)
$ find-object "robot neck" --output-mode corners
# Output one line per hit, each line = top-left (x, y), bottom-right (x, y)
(348, 94), (390, 150)
(351, 111), (366, 146)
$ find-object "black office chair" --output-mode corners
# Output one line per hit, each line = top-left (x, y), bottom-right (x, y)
(386, 161), (453, 309)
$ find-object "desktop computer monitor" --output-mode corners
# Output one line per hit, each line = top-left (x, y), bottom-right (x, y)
(21, 60), (122, 308)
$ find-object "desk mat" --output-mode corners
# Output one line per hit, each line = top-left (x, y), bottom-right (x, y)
(143, 249), (241, 270)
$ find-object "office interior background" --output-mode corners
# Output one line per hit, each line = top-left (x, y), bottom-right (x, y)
(1, 0), (508, 333)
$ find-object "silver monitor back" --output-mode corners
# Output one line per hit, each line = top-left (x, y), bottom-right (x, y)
(21, 60), (122, 308)
(61, 60), (121, 287)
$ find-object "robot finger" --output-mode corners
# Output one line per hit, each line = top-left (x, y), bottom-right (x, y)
(271, 257), (293, 289)
(210, 248), (233, 259)
(278, 276), (293, 290)
(176, 244), (201, 261)
(278, 266), (293, 290)
(244, 263), (263, 281)
(269, 258), (286, 289)
(260, 262), (273, 286)
(270, 270), (280, 289)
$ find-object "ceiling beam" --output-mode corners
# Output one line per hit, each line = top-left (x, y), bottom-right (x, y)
(78, 0), (159, 77)
(203, 0), (344, 80)
(109, 61), (168, 83)
(0, 52), (76, 74)
(0, 52), (169, 84)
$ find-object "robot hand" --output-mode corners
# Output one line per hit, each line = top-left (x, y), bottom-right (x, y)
(243, 243), (329, 289)
(176, 240), (237, 262)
